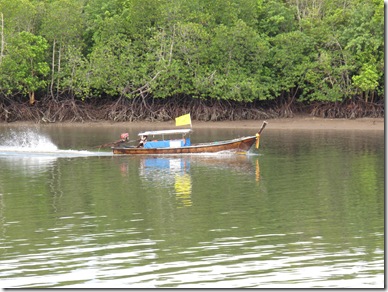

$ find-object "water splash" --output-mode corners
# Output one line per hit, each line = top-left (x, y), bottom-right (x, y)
(0, 129), (58, 152)
(0, 129), (112, 158)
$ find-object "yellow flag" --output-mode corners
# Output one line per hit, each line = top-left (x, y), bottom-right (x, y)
(175, 113), (191, 127)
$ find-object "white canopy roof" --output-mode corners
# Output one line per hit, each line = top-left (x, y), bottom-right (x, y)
(138, 129), (192, 136)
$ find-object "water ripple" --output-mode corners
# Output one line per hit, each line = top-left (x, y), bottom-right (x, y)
(0, 231), (383, 288)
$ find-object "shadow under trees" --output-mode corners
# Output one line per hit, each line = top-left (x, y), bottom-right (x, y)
(0, 95), (383, 123)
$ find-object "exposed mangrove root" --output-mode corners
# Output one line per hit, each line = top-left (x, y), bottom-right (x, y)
(309, 99), (384, 119)
(0, 96), (383, 123)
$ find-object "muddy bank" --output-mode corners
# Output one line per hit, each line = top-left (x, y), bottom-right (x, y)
(1, 116), (384, 131)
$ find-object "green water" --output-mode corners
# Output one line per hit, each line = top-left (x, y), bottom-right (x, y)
(0, 125), (384, 288)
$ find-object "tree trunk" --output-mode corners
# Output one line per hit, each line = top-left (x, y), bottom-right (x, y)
(57, 42), (62, 98)
(50, 39), (56, 99)
(0, 13), (4, 62)
(29, 91), (35, 105)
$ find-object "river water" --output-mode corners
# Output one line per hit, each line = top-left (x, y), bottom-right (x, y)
(0, 123), (384, 288)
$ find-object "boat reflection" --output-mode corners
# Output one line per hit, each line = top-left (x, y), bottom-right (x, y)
(139, 157), (192, 207)
(137, 155), (261, 208)
(255, 158), (260, 182)
(188, 154), (261, 183)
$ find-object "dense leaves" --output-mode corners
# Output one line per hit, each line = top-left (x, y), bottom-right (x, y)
(0, 0), (384, 121)
(1, 31), (49, 104)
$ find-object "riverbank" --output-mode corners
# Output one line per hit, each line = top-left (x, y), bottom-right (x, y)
(0, 116), (384, 131)
(191, 117), (384, 131)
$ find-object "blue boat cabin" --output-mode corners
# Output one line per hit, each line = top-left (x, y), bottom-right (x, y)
(138, 129), (192, 149)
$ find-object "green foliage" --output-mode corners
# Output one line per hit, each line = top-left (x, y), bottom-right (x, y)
(0, 0), (39, 34)
(0, 0), (384, 106)
(40, 0), (84, 44)
(352, 64), (379, 97)
(80, 34), (137, 97)
(343, 0), (384, 99)
(268, 30), (313, 99)
(257, 0), (296, 36)
(207, 20), (270, 101)
(0, 31), (49, 96)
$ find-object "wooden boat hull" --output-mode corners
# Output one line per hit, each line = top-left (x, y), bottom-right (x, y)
(112, 136), (257, 155)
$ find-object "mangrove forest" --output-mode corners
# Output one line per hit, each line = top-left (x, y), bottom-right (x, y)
(0, 0), (384, 122)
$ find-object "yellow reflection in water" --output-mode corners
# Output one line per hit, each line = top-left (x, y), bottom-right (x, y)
(175, 173), (192, 208)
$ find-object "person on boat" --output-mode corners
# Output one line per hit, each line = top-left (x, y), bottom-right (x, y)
(120, 133), (129, 142)
(137, 135), (147, 148)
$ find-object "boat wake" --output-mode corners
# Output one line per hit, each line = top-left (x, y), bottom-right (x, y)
(0, 129), (111, 158)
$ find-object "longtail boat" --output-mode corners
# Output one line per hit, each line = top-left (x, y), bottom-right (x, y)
(111, 121), (267, 155)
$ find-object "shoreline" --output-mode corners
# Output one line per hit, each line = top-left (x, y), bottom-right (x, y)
(191, 117), (384, 131)
(0, 116), (384, 131)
